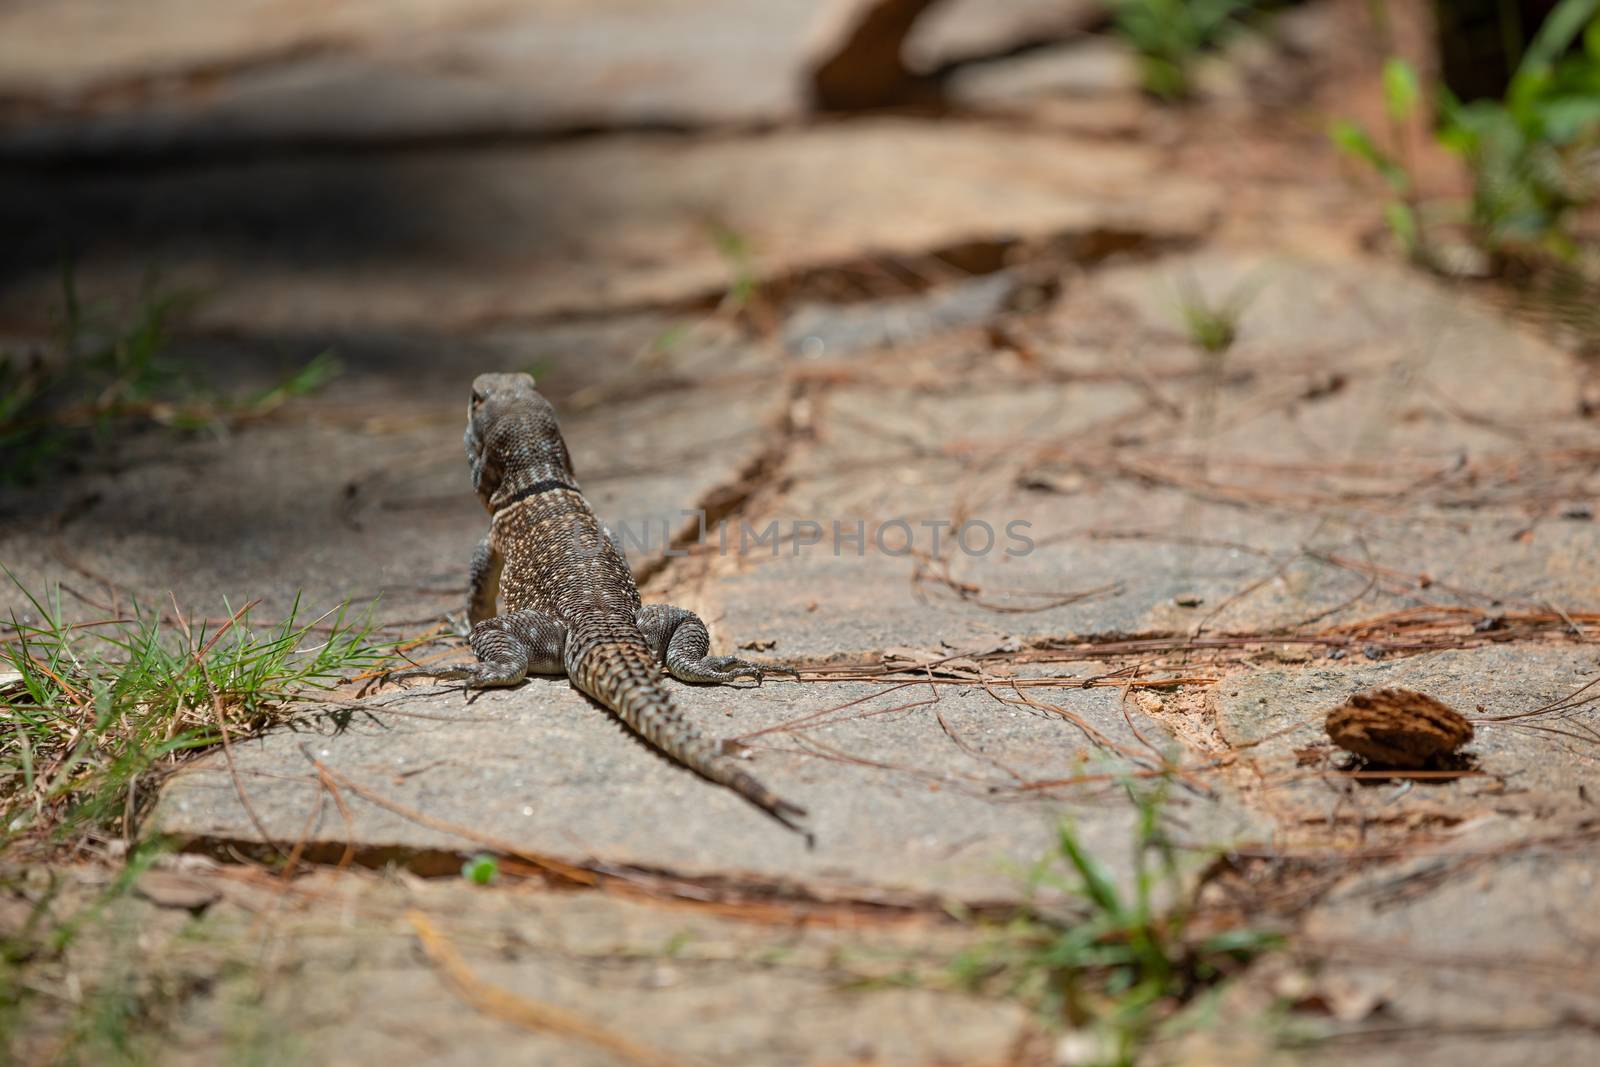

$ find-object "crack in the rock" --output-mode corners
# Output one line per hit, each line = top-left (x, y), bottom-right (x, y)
(174, 832), (1010, 920)
(635, 387), (803, 593)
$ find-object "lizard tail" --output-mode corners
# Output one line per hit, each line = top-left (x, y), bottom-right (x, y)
(566, 613), (811, 843)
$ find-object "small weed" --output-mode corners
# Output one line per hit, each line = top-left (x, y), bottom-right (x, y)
(1109, 0), (1256, 101)
(1329, 56), (1427, 260)
(707, 222), (759, 313)
(1176, 278), (1255, 356)
(0, 272), (339, 486)
(950, 783), (1279, 1067)
(649, 323), (693, 357)
(0, 572), (393, 849)
(460, 854), (499, 885)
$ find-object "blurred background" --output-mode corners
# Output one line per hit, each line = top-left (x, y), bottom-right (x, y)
(0, 0), (1595, 453)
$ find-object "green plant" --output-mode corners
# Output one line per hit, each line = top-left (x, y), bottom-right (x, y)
(707, 222), (758, 313)
(0, 272), (339, 486)
(1177, 278), (1256, 355)
(1, 573), (392, 847)
(1334, 1), (1600, 268)
(1329, 57), (1426, 259)
(1109, 0), (1255, 101)
(950, 783), (1279, 1067)
(460, 854), (499, 885)
(1438, 0), (1600, 260)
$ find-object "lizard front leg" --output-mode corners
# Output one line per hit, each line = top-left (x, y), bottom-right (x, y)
(468, 534), (504, 626)
(637, 604), (799, 686)
(392, 609), (567, 688)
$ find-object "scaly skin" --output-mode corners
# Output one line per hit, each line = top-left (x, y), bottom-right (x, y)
(393, 373), (808, 839)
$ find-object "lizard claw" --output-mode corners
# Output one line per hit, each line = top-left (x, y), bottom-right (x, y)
(385, 664), (471, 688)
(739, 663), (802, 686)
(691, 655), (799, 687)
(726, 659), (800, 684)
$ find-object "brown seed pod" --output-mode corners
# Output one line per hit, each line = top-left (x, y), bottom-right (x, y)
(1324, 688), (1474, 767)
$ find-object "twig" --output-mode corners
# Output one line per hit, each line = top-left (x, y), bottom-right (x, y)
(407, 909), (706, 1067)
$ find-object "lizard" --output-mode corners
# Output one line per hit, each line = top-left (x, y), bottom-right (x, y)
(392, 372), (809, 840)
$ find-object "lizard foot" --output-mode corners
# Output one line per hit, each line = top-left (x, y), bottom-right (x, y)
(679, 655), (801, 687)
(383, 664), (472, 687)
(384, 663), (526, 689)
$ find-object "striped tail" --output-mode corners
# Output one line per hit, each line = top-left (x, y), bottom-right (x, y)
(565, 611), (810, 841)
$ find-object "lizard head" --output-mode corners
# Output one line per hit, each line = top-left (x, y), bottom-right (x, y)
(464, 372), (575, 510)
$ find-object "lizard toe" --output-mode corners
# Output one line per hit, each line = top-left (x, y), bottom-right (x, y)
(386, 664), (472, 687)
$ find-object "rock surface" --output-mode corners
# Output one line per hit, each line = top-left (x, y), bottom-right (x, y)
(0, 338), (785, 624)
(0, 120), (1219, 331)
(1215, 644), (1600, 834)
(5, 863), (1033, 1067)
(155, 673), (1258, 902)
(0, 0), (1106, 151)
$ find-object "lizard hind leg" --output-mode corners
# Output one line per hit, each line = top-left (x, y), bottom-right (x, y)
(390, 610), (567, 689)
(637, 604), (799, 686)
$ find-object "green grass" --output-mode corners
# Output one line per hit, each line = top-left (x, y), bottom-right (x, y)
(949, 783), (1279, 1067)
(1109, 0), (1256, 101)
(0, 274), (378, 1065)
(707, 221), (759, 313)
(0, 576), (392, 1060)
(1, 572), (393, 850)
(1176, 279), (1254, 356)
(1329, 56), (1427, 261)
(0, 271), (339, 486)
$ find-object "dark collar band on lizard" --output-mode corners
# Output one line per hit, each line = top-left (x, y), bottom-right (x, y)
(496, 477), (578, 509)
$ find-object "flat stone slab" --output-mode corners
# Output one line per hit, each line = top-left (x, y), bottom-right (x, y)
(0, 329), (782, 626)
(1216, 644), (1600, 827)
(780, 271), (1026, 357)
(0, 0), (522, 100)
(1, 1), (819, 151)
(0, 120), (1218, 331)
(1182, 812), (1600, 1066)
(694, 251), (1600, 657)
(155, 673), (1260, 902)
(947, 37), (1143, 106)
(9, 863), (1031, 1067)
(0, 0), (1105, 153)
(903, 0), (1105, 72)
(705, 483), (1600, 659)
